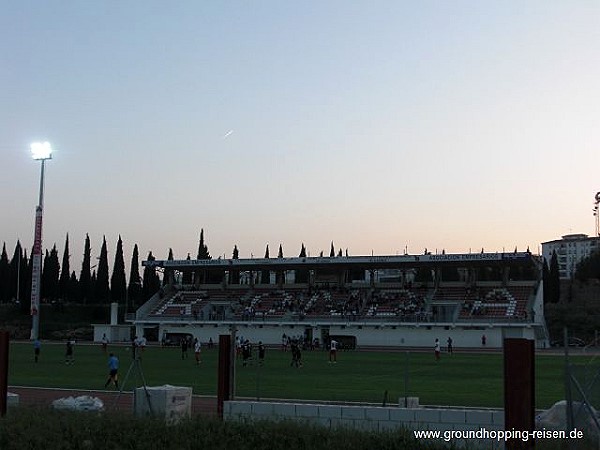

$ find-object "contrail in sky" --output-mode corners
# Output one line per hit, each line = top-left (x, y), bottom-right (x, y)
(223, 130), (234, 139)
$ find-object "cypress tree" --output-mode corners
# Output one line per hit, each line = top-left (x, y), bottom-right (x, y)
(80, 234), (92, 304)
(59, 234), (70, 301)
(163, 248), (174, 286)
(197, 229), (211, 259)
(230, 245), (240, 284)
(549, 250), (560, 303)
(296, 243), (309, 283)
(21, 249), (30, 304)
(261, 245), (270, 284)
(18, 249), (32, 314)
(0, 243), (10, 303)
(41, 247), (60, 301)
(142, 251), (161, 300)
(69, 271), (79, 302)
(48, 244), (60, 301)
(542, 258), (550, 304)
(195, 229), (212, 284)
(330, 242), (335, 257)
(90, 270), (97, 299)
(276, 244), (284, 284)
(9, 242), (24, 302)
(181, 253), (192, 285)
(574, 250), (600, 281)
(95, 236), (110, 303)
(127, 244), (142, 310)
(111, 236), (127, 303)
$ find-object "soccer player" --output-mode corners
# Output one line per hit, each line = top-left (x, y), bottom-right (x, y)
(65, 339), (75, 365)
(139, 335), (147, 352)
(290, 339), (302, 368)
(242, 339), (252, 367)
(101, 333), (109, 353)
(258, 341), (266, 366)
(329, 339), (338, 363)
(194, 338), (202, 365)
(434, 338), (441, 361)
(33, 339), (41, 363)
(447, 337), (453, 354)
(282, 333), (288, 352)
(105, 353), (119, 389)
(181, 338), (189, 360)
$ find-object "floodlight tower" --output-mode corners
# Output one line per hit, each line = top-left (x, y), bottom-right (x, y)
(30, 142), (52, 340)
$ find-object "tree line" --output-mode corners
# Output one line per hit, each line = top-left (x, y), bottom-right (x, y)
(4, 226), (567, 310)
(0, 233), (157, 314)
(0, 227), (349, 314)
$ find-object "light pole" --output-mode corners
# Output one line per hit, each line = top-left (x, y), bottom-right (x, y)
(30, 142), (52, 340)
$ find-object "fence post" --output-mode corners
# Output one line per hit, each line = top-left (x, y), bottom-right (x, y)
(217, 334), (232, 419)
(504, 338), (535, 449)
(0, 331), (9, 417)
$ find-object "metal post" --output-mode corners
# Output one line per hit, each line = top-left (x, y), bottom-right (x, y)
(256, 354), (261, 401)
(230, 326), (236, 399)
(404, 351), (409, 407)
(30, 160), (47, 340)
(217, 334), (232, 419)
(564, 327), (574, 432)
(504, 338), (535, 450)
(0, 331), (9, 417)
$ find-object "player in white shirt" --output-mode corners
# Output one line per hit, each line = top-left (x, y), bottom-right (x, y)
(194, 338), (202, 365)
(329, 339), (338, 363)
(101, 334), (109, 353)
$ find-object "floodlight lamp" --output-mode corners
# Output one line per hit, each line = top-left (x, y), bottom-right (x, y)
(31, 142), (52, 160)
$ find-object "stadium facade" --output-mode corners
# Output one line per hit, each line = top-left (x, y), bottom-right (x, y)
(130, 251), (549, 349)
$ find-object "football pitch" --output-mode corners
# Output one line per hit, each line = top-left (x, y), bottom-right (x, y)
(6, 342), (585, 409)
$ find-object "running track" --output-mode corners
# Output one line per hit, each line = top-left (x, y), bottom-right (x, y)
(8, 386), (218, 416)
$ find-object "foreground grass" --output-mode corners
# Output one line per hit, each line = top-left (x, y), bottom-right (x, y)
(6, 342), (583, 408)
(0, 407), (448, 450)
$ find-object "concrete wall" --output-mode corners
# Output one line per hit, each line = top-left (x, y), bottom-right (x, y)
(224, 400), (505, 449)
(93, 324), (132, 343)
(154, 322), (536, 349)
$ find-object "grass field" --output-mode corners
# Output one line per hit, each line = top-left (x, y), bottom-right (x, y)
(6, 342), (589, 409)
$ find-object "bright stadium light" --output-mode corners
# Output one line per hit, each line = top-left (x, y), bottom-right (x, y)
(30, 142), (53, 160)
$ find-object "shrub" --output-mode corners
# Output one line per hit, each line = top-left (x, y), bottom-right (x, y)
(0, 407), (449, 450)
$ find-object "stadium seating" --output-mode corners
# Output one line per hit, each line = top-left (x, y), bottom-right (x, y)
(144, 281), (534, 324)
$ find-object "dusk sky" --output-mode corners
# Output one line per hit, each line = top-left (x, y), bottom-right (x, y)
(1, 1), (599, 272)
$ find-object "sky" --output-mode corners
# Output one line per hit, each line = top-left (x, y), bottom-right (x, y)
(1, 1), (599, 272)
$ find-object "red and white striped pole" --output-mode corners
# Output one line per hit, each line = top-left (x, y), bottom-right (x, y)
(30, 142), (52, 341)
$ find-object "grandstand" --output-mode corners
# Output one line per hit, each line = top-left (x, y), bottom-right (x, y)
(129, 251), (549, 349)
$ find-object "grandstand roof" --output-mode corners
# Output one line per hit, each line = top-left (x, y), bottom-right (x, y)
(142, 252), (534, 271)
